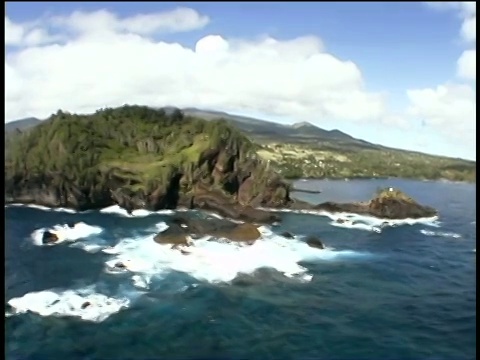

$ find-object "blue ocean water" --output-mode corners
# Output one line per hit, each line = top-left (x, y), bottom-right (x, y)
(5, 179), (476, 360)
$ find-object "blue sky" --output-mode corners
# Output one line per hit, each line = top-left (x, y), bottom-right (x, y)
(5, 2), (476, 160)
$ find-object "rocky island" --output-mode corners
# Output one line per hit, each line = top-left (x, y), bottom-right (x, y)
(5, 106), (437, 231)
(313, 187), (437, 219)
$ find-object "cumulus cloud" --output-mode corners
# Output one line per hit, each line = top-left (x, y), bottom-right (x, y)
(51, 7), (210, 37)
(5, 16), (24, 45)
(4, 8), (387, 125)
(406, 2), (476, 158)
(457, 49), (476, 80)
(460, 15), (476, 43)
(5, 16), (60, 46)
(406, 83), (476, 153)
(425, 1), (476, 81)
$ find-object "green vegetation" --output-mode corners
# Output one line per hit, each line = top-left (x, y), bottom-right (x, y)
(374, 187), (414, 202)
(5, 106), (475, 188)
(176, 108), (476, 183)
(256, 142), (476, 183)
(5, 106), (259, 196)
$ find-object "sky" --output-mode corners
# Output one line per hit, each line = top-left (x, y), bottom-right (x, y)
(5, 2), (477, 160)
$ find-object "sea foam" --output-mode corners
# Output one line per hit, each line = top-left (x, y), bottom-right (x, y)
(6, 287), (129, 322)
(260, 207), (441, 232)
(100, 222), (371, 288)
(419, 229), (462, 239)
(31, 222), (103, 246)
(5, 203), (78, 213)
(99, 205), (175, 218)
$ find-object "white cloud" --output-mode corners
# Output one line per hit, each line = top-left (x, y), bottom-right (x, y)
(407, 83), (476, 152)
(425, 2), (475, 16)
(5, 16), (25, 45)
(4, 9), (387, 126)
(457, 49), (476, 80)
(425, 1), (476, 42)
(411, 2), (476, 159)
(461, 15), (476, 42)
(51, 7), (210, 37)
(5, 16), (60, 46)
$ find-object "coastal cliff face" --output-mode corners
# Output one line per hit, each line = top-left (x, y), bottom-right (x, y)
(4, 106), (438, 222)
(5, 106), (292, 221)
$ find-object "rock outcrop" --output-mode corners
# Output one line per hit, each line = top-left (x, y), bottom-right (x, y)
(313, 187), (437, 219)
(305, 236), (325, 249)
(42, 231), (59, 245)
(154, 215), (262, 246)
(4, 106), (296, 222)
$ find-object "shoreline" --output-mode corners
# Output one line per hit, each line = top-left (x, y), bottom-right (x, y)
(289, 176), (476, 184)
(5, 201), (440, 223)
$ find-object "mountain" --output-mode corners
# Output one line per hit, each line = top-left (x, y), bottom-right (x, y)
(5, 117), (42, 133)
(177, 108), (387, 151)
(5, 107), (475, 182)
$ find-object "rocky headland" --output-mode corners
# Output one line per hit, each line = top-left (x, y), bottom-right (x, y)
(5, 106), (437, 246)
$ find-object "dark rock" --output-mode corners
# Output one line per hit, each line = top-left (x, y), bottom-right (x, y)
(114, 262), (127, 269)
(313, 188), (437, 220)
(214, 223), (261, 243)
(292, 188), (321, 194)
(155, 216), (262, 246)
(153, 223), (189, 245)
(42, 231), (59, 244)
(336, 219), (346, 224)
(67, 222), (75, 228)
(81, 301), (91, 309)
(280, 231), (295, 239)
(305, 236), (325, 250)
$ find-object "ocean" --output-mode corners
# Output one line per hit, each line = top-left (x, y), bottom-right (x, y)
(5, 179), (476, 360)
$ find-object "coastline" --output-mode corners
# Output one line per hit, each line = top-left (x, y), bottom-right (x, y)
(289, 176), (476, 184)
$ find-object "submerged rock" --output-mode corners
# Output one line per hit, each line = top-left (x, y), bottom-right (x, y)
(280, 231), (295, 239)
(214, 223), (261, 243)
(154, 216), (262, 246)
(42, 231), (59, 244)
(153, 224), (190, 246)
(81, 301), (91, 309)
(114, 262), (127, 269)
(305, 236), (325, 250)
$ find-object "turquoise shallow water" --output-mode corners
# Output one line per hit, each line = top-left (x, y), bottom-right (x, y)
(5, 179), (476, 360)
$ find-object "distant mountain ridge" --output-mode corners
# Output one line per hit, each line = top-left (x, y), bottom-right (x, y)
(5, 117), (42, 133)
(5, 107), (371, 147)
(3, 107), (472, 161)
(164, 107), (378, 150)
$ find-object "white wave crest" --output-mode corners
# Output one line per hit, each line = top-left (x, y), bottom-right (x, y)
(5, 287), (129, 322)
(420, 229), (462, 239)
(259, 207), (441, 230)
(31, 222), (103, 246)
(5, 203), (78, 213)
(99, 205), (174, 218)
(100, 222), (370, 286)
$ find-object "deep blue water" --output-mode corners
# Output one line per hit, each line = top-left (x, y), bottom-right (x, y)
(5, 179), (476, 360)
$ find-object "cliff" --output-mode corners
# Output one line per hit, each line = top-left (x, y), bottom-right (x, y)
(5, 106), (293, 222)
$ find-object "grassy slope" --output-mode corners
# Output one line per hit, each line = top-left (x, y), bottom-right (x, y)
(177, 108), (475, 182)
